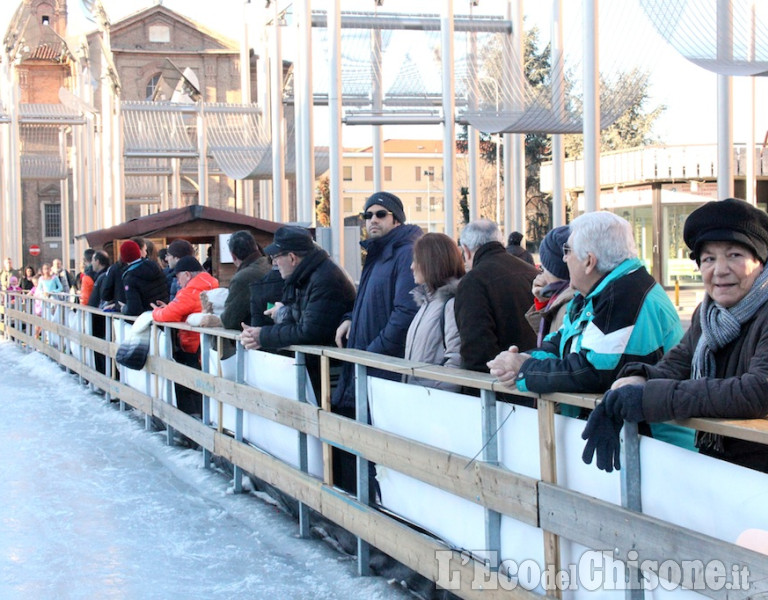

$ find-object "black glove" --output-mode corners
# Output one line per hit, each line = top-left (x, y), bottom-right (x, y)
(602, 385), (645, 423)
(581, 402), (623, 472)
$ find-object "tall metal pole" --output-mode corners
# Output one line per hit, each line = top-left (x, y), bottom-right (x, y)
(511, 0), (526, 235)
(372, 7), (384, 194)
(502, 1), (514, 238)
(551, 0), (566, 225)
(270, 0), (287, 221)
(6, 60), (22, 262)
(297, 0), (315, 224)
(583, 0), (600, 213)
(441, 0), (457, 237)
(468, 2), (480, 221)
(241, 1), (255, 215)
(328, 0), (345, 266)
(196, 102), (208, 207)
(59, 128), (71, 270)
(717, 0), (734, 199)
(746, 1), (756, 206)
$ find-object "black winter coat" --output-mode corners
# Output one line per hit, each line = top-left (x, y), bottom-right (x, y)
(220, 253), (271, 331)
(87, 270), (108, 308)
(100, 261), (127, 307)
(121, 259), (169, 316)
(454, 241), (538, 372)
(249, 268), (285, 327)
(332, 223), (422, 409)
(260, 248), (355, 349)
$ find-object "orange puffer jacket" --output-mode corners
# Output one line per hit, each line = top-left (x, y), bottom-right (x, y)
(152, 271), (219, 353)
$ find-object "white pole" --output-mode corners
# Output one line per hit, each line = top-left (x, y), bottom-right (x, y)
(270, 1), (287, 221)
(717, 0), (734, 199)
(746, 2), (756, 206)
(328, 0), (345, 266)
(468, 5), (479, 221)
(551, 0), (566, 225)
(512, 0), (526, 234)
(583, 0), (600, 213)
(299, 0), (315, 223)
(372, 11), (384, 193)
(441, 0), (456, 236)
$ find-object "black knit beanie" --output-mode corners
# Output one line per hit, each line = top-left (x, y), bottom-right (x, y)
(364, 191), (406, 224)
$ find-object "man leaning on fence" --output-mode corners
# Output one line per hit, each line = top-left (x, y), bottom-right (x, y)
(487, 211), (695, 452)
(240, 226), (355, 393)
(151, 256), (218, 418)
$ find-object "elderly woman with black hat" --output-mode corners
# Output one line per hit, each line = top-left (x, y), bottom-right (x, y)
(583, 197), (768, 473)
(525, 225), (574, 347)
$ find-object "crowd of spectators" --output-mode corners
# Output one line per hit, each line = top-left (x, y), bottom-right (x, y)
(8, 193), (768, 481)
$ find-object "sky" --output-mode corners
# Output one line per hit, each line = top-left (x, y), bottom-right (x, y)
(0, 340), (411, 598)
(1, 0), (766, 148)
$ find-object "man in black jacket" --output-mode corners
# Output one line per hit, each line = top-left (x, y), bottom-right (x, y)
(455, 219), (538, 374)
(240, 226), (355, 353)
(218, 231), (271, 331)
(120, 240), (169, 316)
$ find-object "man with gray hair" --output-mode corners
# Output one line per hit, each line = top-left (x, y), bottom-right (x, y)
(488, 211), (684, 395)
(454, 218), (538, 374)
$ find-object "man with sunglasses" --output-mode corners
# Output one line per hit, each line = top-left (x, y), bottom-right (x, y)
(332, 191), (423, 493)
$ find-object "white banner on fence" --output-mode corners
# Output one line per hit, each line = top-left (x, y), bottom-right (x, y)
(207, 349), (323, 478)
(368, 377), (768, 598)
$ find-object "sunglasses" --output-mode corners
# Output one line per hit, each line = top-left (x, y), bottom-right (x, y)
(362, 209), (392, 220)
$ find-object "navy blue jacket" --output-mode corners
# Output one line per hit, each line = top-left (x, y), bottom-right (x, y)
(332, 224), (422, 409)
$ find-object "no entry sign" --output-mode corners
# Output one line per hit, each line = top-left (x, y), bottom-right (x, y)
(29, 245), (41, 256)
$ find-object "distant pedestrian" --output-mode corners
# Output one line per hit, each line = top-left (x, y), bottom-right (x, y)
(506, 231), (535, 266)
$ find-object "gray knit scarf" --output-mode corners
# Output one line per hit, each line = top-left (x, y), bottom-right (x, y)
(692, 266), (768, 452)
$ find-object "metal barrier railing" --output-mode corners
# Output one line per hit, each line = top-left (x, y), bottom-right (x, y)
(1, 291), (766, 600)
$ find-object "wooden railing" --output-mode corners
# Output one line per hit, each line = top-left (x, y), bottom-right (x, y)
(2, 291), (767, 600)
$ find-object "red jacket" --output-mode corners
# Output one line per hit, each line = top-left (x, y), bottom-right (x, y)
(152, 271), (218, 353)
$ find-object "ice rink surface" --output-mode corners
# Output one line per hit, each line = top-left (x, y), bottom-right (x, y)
(0, 341), (410, 599)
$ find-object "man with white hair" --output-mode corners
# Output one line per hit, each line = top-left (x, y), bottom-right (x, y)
(488, 211), (684, 396)
(454, 218), (538, 374)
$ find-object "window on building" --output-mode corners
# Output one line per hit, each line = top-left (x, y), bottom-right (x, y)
(343, 197), (354, 213)
(343, 166), (353, 181)
(415, 197), (423, 212)
(364, 166), (373, 181)
(43, 203), (61, 239)
(425, 168), (435, 181)
(42, 15), (50, 26)
(146, 73), (162, 100)
(415, 166), (422, 181)
(384, 166), (392, 181)
(149, 24), (171, 43)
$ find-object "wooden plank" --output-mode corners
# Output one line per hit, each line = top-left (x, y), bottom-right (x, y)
(538, 483), (768, 600)
(537, 398), (562, 599)
(148, 357), (321, 437)
(320, 354), (333, 485)
(541, 392), (599, 411)
(675, 417), (768, 446)
(152, 400), (215, 451)
(414, 364), (498, 391)
(215, 433), (541, 600)
(320, 346), (427, 376)
(318, 411), (539, 525)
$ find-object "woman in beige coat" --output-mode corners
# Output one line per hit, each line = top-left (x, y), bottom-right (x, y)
(403, 233), (465, 391)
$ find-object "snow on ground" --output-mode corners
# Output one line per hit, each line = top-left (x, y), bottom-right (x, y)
(0, 341), (411, 599)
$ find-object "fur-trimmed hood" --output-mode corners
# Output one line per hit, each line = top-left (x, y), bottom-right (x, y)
(410, 277), (461, 307)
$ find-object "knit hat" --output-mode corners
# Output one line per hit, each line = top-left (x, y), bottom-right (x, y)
(538, 225), (571, 281)
(364, 191), (406, 224)
(264, 225), (315, 255)
(119, 240), (142, 264)
(173, 255), (204, 275)
(508, 231), (524, 246)
(684, 198), (768, 264)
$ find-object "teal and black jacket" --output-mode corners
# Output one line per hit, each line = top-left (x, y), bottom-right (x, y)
(515, 258), (682, 394)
